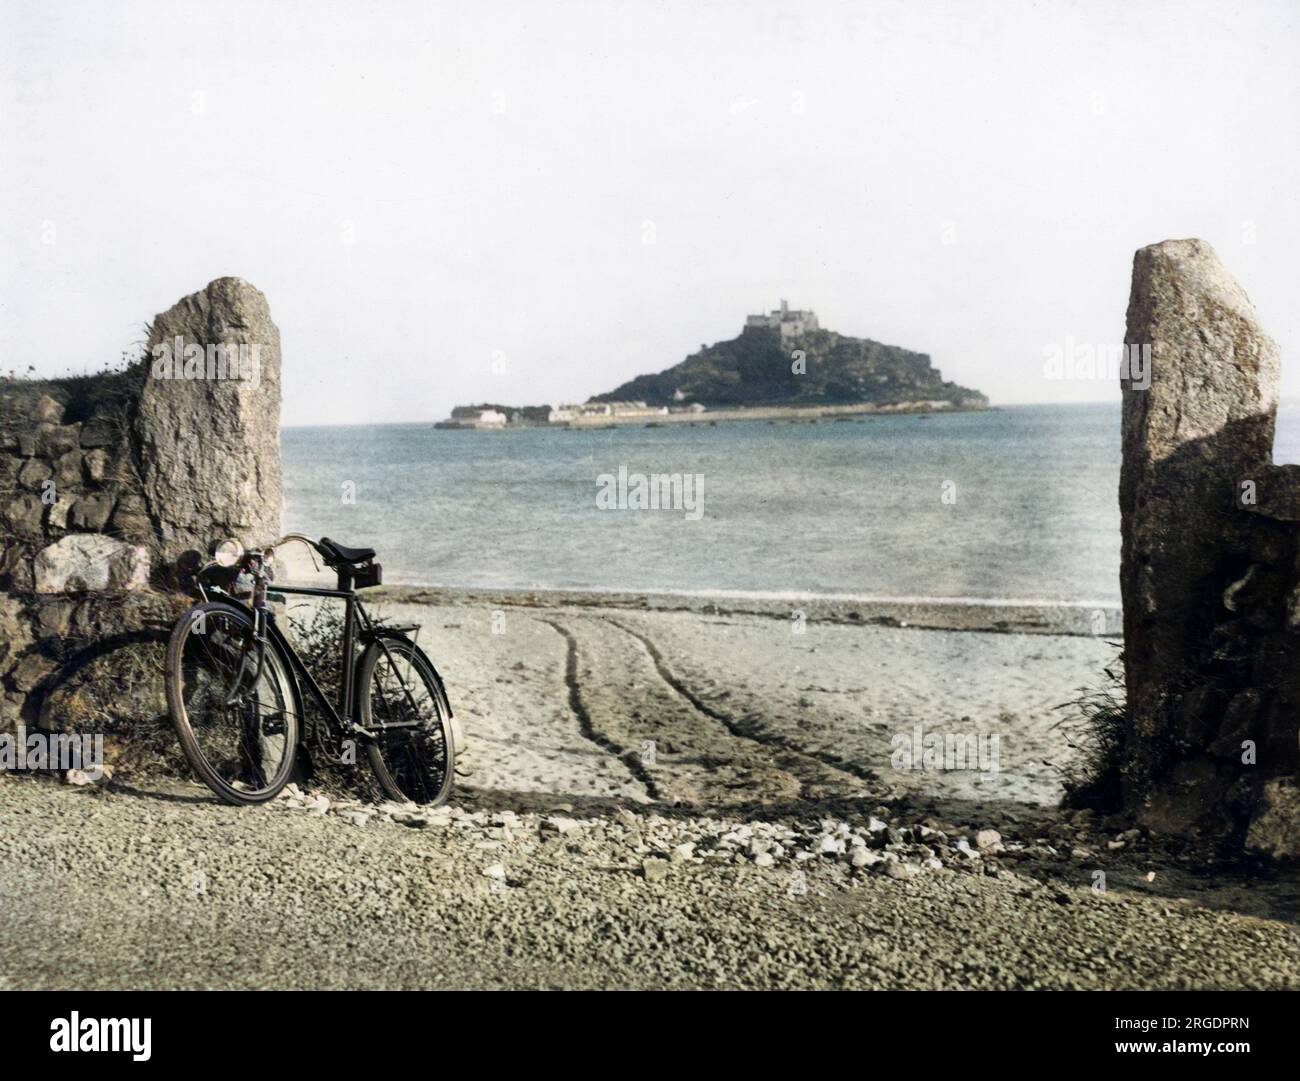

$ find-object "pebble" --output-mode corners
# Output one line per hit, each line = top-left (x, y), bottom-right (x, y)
(253, 783), (1147, 892)
(642, 858), (670, 883)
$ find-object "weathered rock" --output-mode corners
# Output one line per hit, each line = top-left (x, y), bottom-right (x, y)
(33, 534), (150, 593)
(77, 417), (116, 448)
(136, 278), (282, 558)
(1120, 239), (1282, 822)
(1245, 781), (1300, 861)
(33, 395), (64, 425)
(53, 450), (82, 488)
(2, 492), (45, 534)
(641, 857), (670, 883)
(68, 493), (115, 531)
(107, 491), (152, 542)
(17, 458), (52, 490)
(10, 652), (57, 692)
(36, 424), (80, 457)
(32, 599), (74, 638)
(0, 596), (33, 666)
(83, 449), (110, 482)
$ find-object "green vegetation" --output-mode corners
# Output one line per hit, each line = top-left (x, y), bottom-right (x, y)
(591, 326), (987, 409)
(1053, 652), (1127, 811)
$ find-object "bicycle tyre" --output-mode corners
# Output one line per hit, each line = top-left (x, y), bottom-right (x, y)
(165, 601), (301, 805)
(358, 635), (455, 806)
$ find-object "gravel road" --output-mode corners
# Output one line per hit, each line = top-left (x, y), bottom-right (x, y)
(3, 775), (1298, 990)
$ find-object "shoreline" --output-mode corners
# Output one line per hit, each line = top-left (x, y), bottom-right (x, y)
(370, 583), (1122, 637)
(434, 401), (992, 431)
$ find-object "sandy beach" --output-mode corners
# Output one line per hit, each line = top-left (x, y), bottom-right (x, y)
(363, 589), (1119, 808)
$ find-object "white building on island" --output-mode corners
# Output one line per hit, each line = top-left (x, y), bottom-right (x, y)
(745, 299), (819, 342)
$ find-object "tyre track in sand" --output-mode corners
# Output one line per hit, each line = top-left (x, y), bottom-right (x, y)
(537, 617), (659, 801)
(603, 616), (874, 800)
(541, 613), (815, 806)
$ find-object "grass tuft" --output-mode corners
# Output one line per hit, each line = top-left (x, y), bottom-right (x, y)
(1050, 649), (1127, 812)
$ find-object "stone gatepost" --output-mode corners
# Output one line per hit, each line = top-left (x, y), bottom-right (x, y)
(1120, 239), (1299, 852)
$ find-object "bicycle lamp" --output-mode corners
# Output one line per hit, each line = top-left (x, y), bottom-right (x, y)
(213, 538), (244, 568)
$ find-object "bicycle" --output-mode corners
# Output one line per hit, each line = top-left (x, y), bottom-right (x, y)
(164, 532), (456, 807)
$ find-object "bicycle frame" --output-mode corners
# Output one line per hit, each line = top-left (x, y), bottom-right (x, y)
(268, 582), (371, 737)
(196, 577), (441, 750)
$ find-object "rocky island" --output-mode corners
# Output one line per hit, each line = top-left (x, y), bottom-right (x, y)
(438, 302), (988, 428)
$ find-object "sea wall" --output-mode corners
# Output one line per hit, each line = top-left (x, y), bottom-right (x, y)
(1119, 239), (1300, 856)
(0, 278), (281, 748)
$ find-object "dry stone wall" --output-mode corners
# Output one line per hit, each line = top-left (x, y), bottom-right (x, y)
(0, 278), (282, 743)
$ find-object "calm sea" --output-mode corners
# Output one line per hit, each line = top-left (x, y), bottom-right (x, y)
(283, 402), (1300, 605)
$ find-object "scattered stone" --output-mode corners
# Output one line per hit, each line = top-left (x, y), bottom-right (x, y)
(641, 858), (670, 883)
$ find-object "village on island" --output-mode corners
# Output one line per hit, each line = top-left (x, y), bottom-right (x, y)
(437, 302), (986, 430)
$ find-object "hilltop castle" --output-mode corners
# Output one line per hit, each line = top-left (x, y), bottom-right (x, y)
(745, 299), (820, 342)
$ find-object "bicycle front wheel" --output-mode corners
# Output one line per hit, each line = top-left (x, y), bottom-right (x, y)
(359, 636), (455, 806)
(165, 601), (301, 805)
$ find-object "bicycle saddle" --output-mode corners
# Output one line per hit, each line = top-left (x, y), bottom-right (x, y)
(318, 537), (377, 566)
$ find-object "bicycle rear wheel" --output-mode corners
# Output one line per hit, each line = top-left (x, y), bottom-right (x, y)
(359, 636), (454, 806)
(166, 601), (300, 805)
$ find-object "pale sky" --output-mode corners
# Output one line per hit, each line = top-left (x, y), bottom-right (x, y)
(2, 0), (1297, 425)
